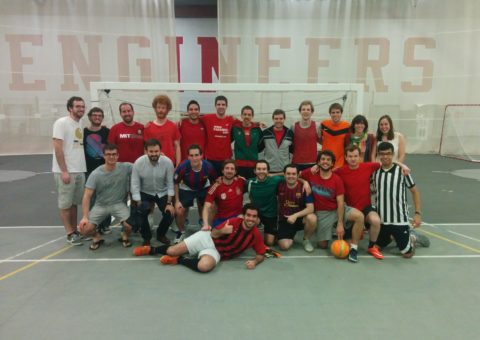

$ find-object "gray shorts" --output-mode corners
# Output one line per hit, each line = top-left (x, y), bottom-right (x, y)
(89, 203), (129, 226)
(184, 231), (221, 264)
(315, 206), (354, 241)
(54, 172), (85, 209)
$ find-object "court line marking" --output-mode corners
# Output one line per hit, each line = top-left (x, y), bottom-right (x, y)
(0, 235), (65, 262)
(447, 230), (480, 243)
(0, 245), (72, 282)
(419, 228), (480, 254)
(1, 254), (480, 263)
(426, 223), (480, 226)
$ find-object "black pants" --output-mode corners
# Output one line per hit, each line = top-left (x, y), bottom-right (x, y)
(128, 193), (174, 241)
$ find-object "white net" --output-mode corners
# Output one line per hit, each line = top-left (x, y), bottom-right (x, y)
(440, 104), (480, 162)
(90, 82), (364, 128)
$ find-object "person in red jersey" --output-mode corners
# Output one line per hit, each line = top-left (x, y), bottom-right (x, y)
(107, 102), (144, 163)
(335, 145), (384, 259)
(301, 150), (364, 263)
(201, 160), (245, 230)
(143, 94), (181, 166)
(292, 100), (321, 171)
(132, 203), (266, 273)
(177, 100), (206, 162)
(200, 95), (236, 174)
(319, 102), (350, 169)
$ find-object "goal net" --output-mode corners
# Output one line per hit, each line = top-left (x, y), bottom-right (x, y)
(89, 82), (364, 128)
(439, 104), (480, 162)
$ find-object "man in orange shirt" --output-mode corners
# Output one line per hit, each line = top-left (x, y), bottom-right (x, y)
(319, 103), (350, 168)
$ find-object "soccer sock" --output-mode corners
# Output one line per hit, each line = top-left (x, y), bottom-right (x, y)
(350, 243), (358, 250)
(150, 245), (169, 255)
(368, 241), (376, 248)
(177, 256), (201, 272)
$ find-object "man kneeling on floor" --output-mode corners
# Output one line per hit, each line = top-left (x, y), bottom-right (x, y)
(79, 144), (134, 250)
(133, 203), (266, 272)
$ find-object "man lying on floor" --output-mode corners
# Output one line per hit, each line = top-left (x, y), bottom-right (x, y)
(133, 203), (266, 272)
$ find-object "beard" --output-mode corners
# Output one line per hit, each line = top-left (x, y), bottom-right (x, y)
(148, 155), (159, 162)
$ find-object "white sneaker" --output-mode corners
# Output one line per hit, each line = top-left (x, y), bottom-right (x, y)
(174, 231), (185, 244)
(303, 239), (314, 253)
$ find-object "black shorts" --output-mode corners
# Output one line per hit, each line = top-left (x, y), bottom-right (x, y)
(277, 218), (304, 240)
(377, 224), (411, 252)
(362, 205), (377, 229)
(179, 188), (208, 208)
(260, 215), (278, 236)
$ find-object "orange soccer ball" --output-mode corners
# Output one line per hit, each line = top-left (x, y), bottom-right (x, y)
(330, 240), (350, 259)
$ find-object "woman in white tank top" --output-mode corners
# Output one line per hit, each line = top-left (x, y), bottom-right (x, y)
(375, 115), (406, 163)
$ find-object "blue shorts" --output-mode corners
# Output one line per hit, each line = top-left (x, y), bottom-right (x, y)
(179, 188), (208, 208)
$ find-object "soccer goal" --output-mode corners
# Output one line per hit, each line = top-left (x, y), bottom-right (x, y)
(439, 104), (480, 162)
(89, 82), (364, 127)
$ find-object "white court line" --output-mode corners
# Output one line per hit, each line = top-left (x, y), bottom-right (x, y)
(447, 230), (480, 243)
(0, 226), (64, 229)
(1, 254), (480, 263)
(425, 223), (480, 226)
(0, 236), (65, 262)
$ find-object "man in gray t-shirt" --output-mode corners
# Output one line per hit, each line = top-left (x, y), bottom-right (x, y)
(79, 144), (134, 250)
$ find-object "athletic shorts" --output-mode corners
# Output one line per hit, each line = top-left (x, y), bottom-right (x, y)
(179, 188), (208, 208)
(54, 172), (85, 209)
(315, 206), (353, 241)
(362, 205), (377, 229)
(89, 203), (129, 226)
(377, 224), (412, 254)
(184, 230), (221, 264)
(260, 215), (278, 235)
(277, 218), (305, 240)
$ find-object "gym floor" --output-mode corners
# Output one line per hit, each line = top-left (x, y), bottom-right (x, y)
(1, 154), (479, 339)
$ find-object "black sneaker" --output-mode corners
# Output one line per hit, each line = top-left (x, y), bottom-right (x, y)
(348, 248), (358, 263)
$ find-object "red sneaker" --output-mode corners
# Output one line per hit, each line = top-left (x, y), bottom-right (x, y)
(133, 246), (151, 256)
(160, 255), (179, 265)
(367, 246), (384, 260)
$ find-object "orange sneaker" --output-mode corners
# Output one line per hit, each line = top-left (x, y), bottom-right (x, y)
(160, 255), (179, 265)
(367, 246), (384, 260)
(133, 246), (151, 256)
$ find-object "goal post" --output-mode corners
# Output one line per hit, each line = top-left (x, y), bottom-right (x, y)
(439, 104), (480, 162)
(89, 82), (364, 126)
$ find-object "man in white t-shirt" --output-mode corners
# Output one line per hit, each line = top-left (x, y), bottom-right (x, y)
(52, 96), (87, 246)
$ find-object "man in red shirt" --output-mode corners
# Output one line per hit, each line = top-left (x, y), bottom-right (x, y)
(201, 160), (245, 230)
(107, 102), (144, 163)
(177, 100), (206, 163)
(132, 203), (266, 273)
(143, 94), (181, 166)
(301, 150), (364, 263)
(292, 100), (321, 171)
(335, 145), (383, 259)
(201, 95), (235, 174)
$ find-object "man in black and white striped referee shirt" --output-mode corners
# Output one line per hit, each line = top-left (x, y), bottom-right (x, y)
(372, 142), (424, 258)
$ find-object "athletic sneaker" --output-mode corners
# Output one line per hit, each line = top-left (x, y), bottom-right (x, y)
(367, 246), (384, 260)
(160, 255), (179, 265)
(67, 232), (83, 246)
(410, 229), (430, 248)
(133, 246), (151, 256)
(348, 248), (358, 263)
(174, 231), (185, 244)
(303, 239), (314, 253)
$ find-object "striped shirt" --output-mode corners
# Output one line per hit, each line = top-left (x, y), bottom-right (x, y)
(213, 217), (266, 260)
(174, 159), (217, 191)
(372, 164), (415, 225)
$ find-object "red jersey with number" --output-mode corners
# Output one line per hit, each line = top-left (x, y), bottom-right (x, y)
(213, 217), (266, 260)
(201, 114), (235, 161)
(144, 120), (180, 165)
(205, 177), (245, 219)
(107, 122), (144, 163)
(301, 168), (344, 211)
(335, 162), (380, 211)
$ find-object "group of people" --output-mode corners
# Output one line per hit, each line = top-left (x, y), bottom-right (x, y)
(51, 94), (429, 273)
